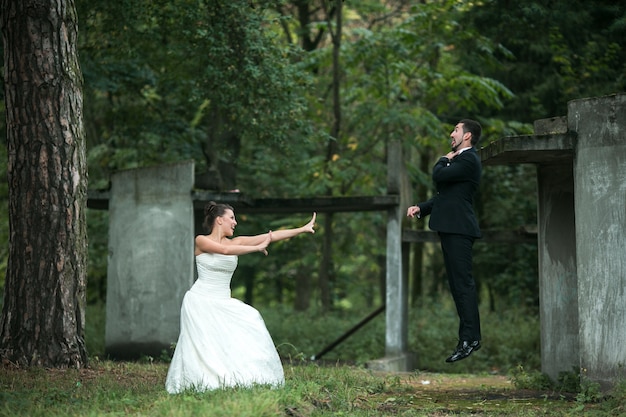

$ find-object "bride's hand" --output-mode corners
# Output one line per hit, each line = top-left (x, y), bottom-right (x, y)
(260, 231), (272, 255)
(303, 213), (316, 234)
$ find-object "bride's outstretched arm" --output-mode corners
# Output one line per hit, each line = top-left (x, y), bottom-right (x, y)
(232, 213), (316, 245)
(195, 232), (271, 256)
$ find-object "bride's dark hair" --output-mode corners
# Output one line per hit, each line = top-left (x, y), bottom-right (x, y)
(203, 201), (234, 233)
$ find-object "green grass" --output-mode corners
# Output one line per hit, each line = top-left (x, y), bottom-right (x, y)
(2, 360), (625, 416)
(7, 299), (611, 416)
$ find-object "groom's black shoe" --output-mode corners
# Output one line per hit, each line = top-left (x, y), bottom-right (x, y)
(445, 340), (481, 363)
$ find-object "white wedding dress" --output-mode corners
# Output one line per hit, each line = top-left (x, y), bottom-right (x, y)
(165, 253), (284, 393)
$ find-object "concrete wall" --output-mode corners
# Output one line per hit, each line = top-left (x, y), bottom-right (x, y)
(569, 94), (626, 389)
(105, 161), (195, 359)
(536, 162), (579, 379)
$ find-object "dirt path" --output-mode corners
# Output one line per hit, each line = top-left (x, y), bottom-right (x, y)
(361, 371), (580, 416)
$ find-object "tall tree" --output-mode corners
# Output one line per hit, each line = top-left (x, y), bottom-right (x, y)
(317, 0), (343, 311)
(0, 0), (88, 367)
(263, 0), (517, 310)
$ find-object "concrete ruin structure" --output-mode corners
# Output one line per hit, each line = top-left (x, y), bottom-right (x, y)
(95, 92), (625, 390)
(480, 93), (626, 390)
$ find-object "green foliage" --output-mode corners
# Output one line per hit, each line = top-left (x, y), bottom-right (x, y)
(512, 366), (608, 404)
(266, 304), (386, 364)
(405, 298), (541, 374)
(230, 211), (389, 311)
(85, 296), (541, 374)
(511, 365), (554, 390)
(229, 0), (528, 314)
(598, 379), (626, 413)
(77, 0), (312, 190)
(576, 370), (603, 404)
(84, 302), (106, 358)
(3, 0), (625, 354)
(86, 211), (108, 304)
(511, 365), (612, 410)
(473, 120), (539, 312)
(312, 0), (515, 188)
(557, 367), (583, 394)
(5, 0), (544, 316)
(463, 0), (626, 121)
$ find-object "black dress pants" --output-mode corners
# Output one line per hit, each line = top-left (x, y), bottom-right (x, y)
(439, 232), (481, 342)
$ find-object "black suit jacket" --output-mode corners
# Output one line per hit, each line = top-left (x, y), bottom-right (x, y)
(417, 147), (481, 238)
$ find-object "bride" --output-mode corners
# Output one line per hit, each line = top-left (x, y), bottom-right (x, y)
(165, 201), (316, 393)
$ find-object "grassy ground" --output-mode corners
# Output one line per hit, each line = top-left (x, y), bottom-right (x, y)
(2, 300), (622, 416)
(1, 360), (624, 416)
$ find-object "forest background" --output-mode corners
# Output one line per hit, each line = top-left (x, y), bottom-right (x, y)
(1, 0), (625, 374)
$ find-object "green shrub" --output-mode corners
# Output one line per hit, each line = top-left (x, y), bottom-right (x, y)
(510, 365), (553, 390)
(84, 298), (541, 375)
(262, 298), (540, 375)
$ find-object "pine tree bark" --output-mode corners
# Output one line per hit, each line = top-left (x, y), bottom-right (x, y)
(0, 0), (88, 367)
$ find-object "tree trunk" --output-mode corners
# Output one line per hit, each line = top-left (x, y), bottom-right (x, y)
(318, 213), (334, 310)
(0, 0), (88, 368)
(317, 0), (343, 311)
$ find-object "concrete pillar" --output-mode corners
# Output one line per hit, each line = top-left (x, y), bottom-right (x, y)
(532, 118), (579, 381)
(385, 204), (409, 346)
(105, 161), (195, 359)
(536, 162), (579, 380)
(367, 140), (414, 372)
(569, 93), (626, 389)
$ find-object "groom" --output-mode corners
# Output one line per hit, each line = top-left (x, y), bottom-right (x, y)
(406, 119), (483, 363)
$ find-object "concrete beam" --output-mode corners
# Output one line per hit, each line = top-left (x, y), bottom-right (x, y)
(89, 191), (400, 214)
(479, 133), (576, 165)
